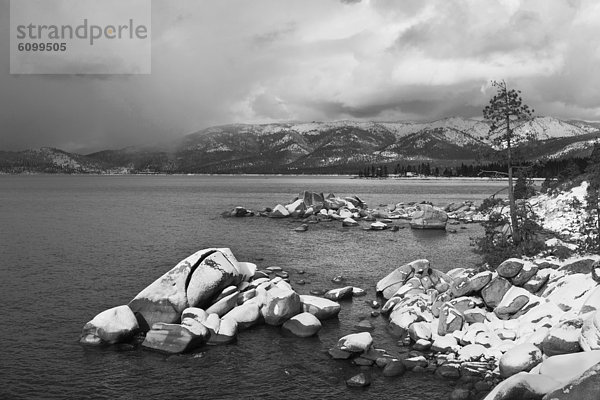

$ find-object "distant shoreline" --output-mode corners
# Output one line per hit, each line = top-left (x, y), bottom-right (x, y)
(0, 172), (545, 181)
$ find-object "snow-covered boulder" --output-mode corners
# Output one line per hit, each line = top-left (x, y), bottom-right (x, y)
(128, 248), (241, 327)
(542, 318), (584, 356)
(499, 343), (543, 378)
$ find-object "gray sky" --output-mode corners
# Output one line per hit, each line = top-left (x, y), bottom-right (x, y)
(2, 0), (600, 153)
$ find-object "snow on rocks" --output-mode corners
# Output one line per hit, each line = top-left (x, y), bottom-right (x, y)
(128, 248), (241, 327)
(372, 254), (600, 396)
(498, 343), (543, 378)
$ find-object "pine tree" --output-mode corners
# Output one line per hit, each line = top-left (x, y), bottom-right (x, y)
(483, 80), (535, 244)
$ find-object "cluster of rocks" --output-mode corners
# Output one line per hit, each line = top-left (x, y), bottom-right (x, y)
(80, 248), (356, 353)
(223, 191), (460, 230)
(372, 256), (600, 399)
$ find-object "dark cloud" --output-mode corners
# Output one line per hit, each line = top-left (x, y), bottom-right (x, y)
(2, 0), (600, 152)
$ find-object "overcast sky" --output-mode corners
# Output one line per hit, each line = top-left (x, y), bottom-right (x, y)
(2, 0), (600, 152)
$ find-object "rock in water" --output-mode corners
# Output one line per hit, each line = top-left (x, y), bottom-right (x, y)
(499, 343), (543, 378)
(80, 305), (139, 345)
(336, 332), (373, 353)
(282, 312), (322, 337)
(142, 322), (209, 354)
(128, 248), (241, 327)
(409, 204), (448, 229)
(342, 217), (359, 227)
(261, 286), (302, 325)
(300, 295), (341, 320)
(346, 373), (371, 388)
(383, 359), (406, 377)
(324, 286), (354, 301)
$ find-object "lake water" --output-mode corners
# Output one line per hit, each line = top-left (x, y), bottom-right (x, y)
(0, 175), (506, 399)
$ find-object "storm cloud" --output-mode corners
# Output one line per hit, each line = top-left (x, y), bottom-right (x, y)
(2, 0), (600, 152)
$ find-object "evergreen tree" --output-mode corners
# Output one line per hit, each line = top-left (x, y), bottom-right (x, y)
(483, 80), (535, 244)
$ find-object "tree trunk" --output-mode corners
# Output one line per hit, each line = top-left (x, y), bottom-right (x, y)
(505, 112), (521, 244)
(507, 164), (520, 244)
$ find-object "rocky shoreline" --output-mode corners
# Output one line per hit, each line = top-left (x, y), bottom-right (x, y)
(81, 184), (600, 400)
(79, 245), (600, 400)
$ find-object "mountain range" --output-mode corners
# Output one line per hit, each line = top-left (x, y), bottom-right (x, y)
(2, 116), (599, 174)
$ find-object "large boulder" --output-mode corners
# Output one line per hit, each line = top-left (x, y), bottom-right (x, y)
(282, 312), (322, 337)
(483, 372), (561, 400)
(141, 322), (209, 353)
(128, 248), (241, 327)
(541, 360), (600, 400)
(542, 318), (584, 356)
(481, 276), (512, 309)
(300, 295), (341, 320)
(80, 305), (139, 345)
(580, 309), (600, 351)
(376, 260), (426, 299)
(499, 343), (543, 378)
(409, 204), (448, 229)
(261, 286), (302, 325)
(538, 350), (600, 386)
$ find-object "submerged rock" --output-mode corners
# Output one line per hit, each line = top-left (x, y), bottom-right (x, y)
(142, 322), (209, 353)
(346, 373), (371, 387)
